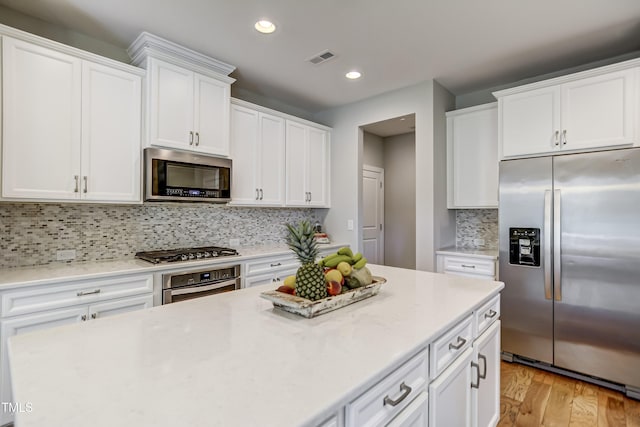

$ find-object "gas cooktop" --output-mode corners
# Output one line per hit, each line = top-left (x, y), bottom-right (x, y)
(135, 246), (239, 264)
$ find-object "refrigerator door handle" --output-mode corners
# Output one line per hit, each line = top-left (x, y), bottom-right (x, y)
(554, 189), (562, 301)
(544, 190), (552, 300)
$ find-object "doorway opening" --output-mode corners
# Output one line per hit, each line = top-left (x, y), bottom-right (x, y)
(360, 114), (416, 269)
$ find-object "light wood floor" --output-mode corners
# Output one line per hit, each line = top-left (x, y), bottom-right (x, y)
(499, 361), (640, 427)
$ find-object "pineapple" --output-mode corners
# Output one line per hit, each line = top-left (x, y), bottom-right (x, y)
(286, 221), (327, 301)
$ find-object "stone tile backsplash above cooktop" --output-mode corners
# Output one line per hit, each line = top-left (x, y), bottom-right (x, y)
(0, 203), (319, 269)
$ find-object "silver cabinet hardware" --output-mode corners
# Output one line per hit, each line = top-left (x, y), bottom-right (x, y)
(77, 289), (101, 297)
(471, 361), (480, 388)
(81, 315), (87, 321)
(91, 313), (97, 320)
(562, 129), (567, 145)
(383, 382), (412, 407)
(448, 336), (467, 350)
(74, 175), (79, 193)
(308, 192), (312, 202)
(259, 189), (263, 200)
(83, 176), (88, 194)
(554, 130), (560, 146)
(484, 309), (497, 319)
(189, 131), (194, 145)
(195, 132), (200, 146)
(270, 262), (282, 267)
(478, 354), (487, 379)
(256, 189), (260, 200)
(461, 264), (476, 269)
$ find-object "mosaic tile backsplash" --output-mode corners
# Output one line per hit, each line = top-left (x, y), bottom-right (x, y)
(0, 203), (319, 269)
(456, 209), (498, 249)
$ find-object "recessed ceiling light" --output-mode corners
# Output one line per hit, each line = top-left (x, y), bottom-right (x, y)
(254, 20), (276, 34)
(399, 117), (406, 121)
(345, 71), (361, 79)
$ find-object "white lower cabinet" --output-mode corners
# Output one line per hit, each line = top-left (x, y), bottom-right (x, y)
(387, 391), (429, 427)
(472, 321), (501, 427)
(428, 347), (474, 427)
(0, 274), (153, 425)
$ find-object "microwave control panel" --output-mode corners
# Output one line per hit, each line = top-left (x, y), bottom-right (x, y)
(509, 228), (540, 267)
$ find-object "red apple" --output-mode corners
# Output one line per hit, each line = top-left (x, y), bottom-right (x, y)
(327, 280), (342, 296)
(276, 285), (295, 295)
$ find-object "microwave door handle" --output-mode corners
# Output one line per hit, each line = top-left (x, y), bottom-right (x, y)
(169, 279), (238, 296)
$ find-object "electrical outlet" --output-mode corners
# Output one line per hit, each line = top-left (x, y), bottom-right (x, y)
(229, 238), (240, 247)
(56, 249), (76, 261)
(474, 238), (485, 247)
(347, 219), (354, 231)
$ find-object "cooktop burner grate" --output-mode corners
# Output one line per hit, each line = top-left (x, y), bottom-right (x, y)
(135, 246), (239, 264)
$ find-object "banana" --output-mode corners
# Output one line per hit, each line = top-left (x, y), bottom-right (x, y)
(337, 247), (353, 257)
(351, 252), (363, 264)
(324, 255), (352, 268)
(353, 257), (367, 269)
(321, 253), (340, 264)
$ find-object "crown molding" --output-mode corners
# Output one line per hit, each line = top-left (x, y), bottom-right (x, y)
(127, 32), (236, 79)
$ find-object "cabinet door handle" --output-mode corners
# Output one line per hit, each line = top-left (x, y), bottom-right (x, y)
(478, 354), (487, 379)
(81, 315), (87, 321)
(77, 289), (101, 297)
(471, 361), (481, 388)
(308, 192), (312, 202)
(256, 189), (260, 200)
(562, 129), (567, 145)
(449, 336), (467, 350)
(383, 382), (412, 407)
(461, 264), (476, 269)
(270, 262), (282, 267)
(91, 313), (97, 320)
(484, 309), (497, 319)
(259, 189), (263, 200)
(74, 175), (79, 193)
(195, 132), (200, 146)
(554, 130), (560, 146)
(83, 176), (88, 194)
(189, 131), (194, 145)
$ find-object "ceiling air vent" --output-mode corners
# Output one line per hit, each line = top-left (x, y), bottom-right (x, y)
(308, 50), (336, 65)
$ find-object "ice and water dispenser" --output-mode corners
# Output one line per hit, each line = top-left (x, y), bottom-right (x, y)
(509, 228), (541, 267)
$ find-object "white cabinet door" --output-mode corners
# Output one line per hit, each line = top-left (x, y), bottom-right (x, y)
(500, 86), (560, 158)
(0, 306), (87, 425)
(285, 121), (309, 206)
(81, 61), (142, 202)
(148, 58), (194, 150)
(88, 295), (153, 320)
(447, 104), (498, 208)
(230, 105), (260, 204)
(194, 73), (230, 156)
(2, 36), (82, 200)
(472, 321), (500, 427)
(561, 69), (635, 152)
(387, 391), (429, 427)
(428, 347), (473, 427)
(259, 113), (286, 205)
(306, 127), (329, 207)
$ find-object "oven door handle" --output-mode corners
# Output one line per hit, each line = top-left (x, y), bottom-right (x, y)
(169, 279), (238, 296)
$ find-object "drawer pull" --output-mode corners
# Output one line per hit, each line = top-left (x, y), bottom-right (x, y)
(448, 336), (467, 350)
(484, 309), (497, 319)
(461, 264), (476, 269)
(270, 263), (282, 267)
(471, 361), (480, 389)
(478, 354), (487, 379)
(383, 382), (412, 407)
(77, 289), (101, 297)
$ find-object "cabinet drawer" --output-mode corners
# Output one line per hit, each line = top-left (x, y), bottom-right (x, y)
(443, 256), (495, 278)
(244, 254), (298, 276)
(430, 315), (473, 379)
(1, 274), (153, 318)
(346, 348), (428, 427)
(474, 294), (500, 338)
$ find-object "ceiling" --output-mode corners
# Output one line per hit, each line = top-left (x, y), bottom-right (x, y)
(362, 115), (416, 138)
(2, 0), (640, 114)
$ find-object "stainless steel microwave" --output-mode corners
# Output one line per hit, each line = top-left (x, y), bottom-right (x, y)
(144, 148), (231, 202)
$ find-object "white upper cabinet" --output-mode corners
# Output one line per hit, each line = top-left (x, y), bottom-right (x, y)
(148, 58), (230, 156)
(2, 34), (143, 203)
(446, 103), (498, 208)
(496, 61), (638, 159)
(127, 32), (236, 158)
(230, 102), (285, 206)
(285, 120), (330, 207)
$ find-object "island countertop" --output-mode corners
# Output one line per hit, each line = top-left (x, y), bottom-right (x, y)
(8, 264), (503, 427)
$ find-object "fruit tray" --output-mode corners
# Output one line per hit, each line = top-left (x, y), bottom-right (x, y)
(260, 276), (386, 318)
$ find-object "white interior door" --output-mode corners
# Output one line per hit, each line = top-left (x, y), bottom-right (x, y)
(362, 165), (384, 264)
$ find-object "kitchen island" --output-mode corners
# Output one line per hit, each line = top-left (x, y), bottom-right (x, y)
(8, 264), (503, 427)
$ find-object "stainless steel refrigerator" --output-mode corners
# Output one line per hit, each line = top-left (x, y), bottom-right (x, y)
(499, 147), (640, 398)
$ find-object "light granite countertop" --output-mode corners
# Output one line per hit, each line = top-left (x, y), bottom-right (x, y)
(8, 264), (503, 427)
(436, 246), (499, 260)
(0, 243), (345, 291)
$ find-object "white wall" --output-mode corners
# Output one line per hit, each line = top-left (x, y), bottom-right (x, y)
(383, 132), (416, 269)
(363, 131), (384, 169)
(314, 80), (455, 271)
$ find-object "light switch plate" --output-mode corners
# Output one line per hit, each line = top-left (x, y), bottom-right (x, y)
(229, 238), (240, 247)
(473, 238), (485, 246)
(56, 249), (76, 261)
(347, 219), (354, 230)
